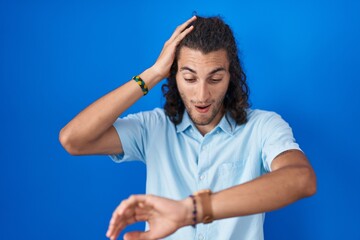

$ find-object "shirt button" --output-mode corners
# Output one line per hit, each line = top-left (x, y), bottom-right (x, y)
(198, 234), (204, 240)
(199, 175), (205, 180)
(202, 145), (207, 151)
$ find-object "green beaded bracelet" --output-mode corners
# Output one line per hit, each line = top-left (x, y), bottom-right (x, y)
(132, 75), (149, 95)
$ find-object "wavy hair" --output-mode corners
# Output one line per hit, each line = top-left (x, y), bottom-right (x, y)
(162, 16), (250, 125)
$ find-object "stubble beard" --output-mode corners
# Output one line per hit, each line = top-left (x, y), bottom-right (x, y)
(180, 93), (225, 126)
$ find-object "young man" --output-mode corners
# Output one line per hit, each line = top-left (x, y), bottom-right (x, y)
(60, 16), (316, 240)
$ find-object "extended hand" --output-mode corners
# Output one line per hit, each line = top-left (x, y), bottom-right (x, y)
(106, 194), (192, 240)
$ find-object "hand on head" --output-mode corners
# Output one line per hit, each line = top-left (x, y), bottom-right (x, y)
(150, 16), (196, 80)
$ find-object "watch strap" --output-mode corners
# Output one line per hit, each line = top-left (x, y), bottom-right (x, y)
(195, 189), (213, 224)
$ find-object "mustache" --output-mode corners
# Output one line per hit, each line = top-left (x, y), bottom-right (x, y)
(190, 101), (214, 104)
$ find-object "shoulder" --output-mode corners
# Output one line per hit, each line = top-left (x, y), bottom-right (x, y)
(241, 109), (292, 135)
(141, 108), (167, 121)
(246, 109), (282, 125)
(124, 108), (171, 126)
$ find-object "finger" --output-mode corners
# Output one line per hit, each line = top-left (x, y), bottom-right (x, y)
(125, 209), (138, 225)
(126, 194), (147, 205)
(107, 221), (127, 240)
(137, 201), (154, 211)
(135, 206), (152, 216)
(107, 208), (127, 239)
(175, 15), (197, 34)
(124, 230), (152, 240)
(107, 203), (127, 231)
(133, 205), (151, 221)
(106, 198), (138, 239)
(106, 195), (151, 239)
(106, 222), (126, 239)
(112, 195), (144, 222)
(174, 25), (194, 44)
(168, 16), (197, 42)
(106, 206), (124, 238)
(132, 203), (153, 222)
(134, 214), (149, 222)
(109, 195), (148, 224)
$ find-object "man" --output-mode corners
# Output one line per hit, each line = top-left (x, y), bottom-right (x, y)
(60, 16), (316, 240)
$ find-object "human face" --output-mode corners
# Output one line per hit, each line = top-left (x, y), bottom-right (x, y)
(176, 47), (230, 135)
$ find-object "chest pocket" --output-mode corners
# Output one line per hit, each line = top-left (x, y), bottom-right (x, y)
(213, 160), (246, 191)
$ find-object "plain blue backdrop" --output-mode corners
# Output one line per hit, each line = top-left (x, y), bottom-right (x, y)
(1, 0), (359, 239)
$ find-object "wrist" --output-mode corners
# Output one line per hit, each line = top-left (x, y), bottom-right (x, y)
(139, 67), (164, 89)
(181, 189), (214, 228)
(180, 197), (197, 227)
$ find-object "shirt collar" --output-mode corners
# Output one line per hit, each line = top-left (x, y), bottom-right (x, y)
(175, 111), (237, 135)
(176, 111), (193, 133)
(217, 112), (237, 135)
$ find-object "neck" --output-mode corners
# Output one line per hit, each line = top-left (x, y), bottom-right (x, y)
(195, 109), (226, 136)
(196, 125), (214, 136)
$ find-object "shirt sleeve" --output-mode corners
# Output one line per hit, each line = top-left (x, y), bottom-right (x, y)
(261, 112), (302, 172)
(109, 112), (147, 164)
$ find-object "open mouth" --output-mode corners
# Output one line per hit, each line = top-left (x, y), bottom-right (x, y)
(195, 104), (211, 113)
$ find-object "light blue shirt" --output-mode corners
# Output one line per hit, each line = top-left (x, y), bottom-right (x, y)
(110, 108), (301, 240)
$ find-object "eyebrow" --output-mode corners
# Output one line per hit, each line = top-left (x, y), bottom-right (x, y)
(179, 66), (227, 75)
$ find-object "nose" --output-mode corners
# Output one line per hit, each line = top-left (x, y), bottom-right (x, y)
(197, 81), (211, 102)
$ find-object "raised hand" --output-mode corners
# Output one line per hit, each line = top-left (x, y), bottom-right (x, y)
(106, 194), (192, 240)
(150, 16), (196, 81)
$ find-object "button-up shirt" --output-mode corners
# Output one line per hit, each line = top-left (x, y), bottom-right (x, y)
(110, 108), (301, 240)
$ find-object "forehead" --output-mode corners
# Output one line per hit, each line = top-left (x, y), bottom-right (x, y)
(177, 47), (229, 71)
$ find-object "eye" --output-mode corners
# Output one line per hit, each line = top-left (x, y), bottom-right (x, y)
(184, 78), (196, 83)
(210, 78), (222, 83)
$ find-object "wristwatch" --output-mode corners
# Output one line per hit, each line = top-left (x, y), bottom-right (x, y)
(194, 189), (214, 224)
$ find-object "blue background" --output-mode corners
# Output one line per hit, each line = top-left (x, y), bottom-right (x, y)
(1, 0), (359, 239)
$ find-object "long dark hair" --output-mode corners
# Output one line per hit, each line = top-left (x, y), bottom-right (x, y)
(162, 16), (250, 125)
